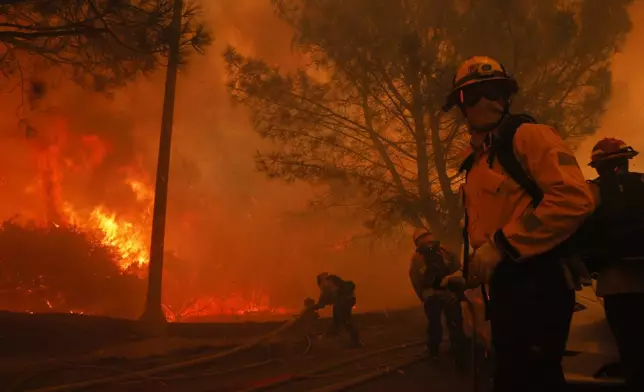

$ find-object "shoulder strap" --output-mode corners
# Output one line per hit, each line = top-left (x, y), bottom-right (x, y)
(458, 158), (473, 280)
(458, 152), (476, 174)
(491, 114), (543, 208)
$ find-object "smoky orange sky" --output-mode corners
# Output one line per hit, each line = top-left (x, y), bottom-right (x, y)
(578, 2), (644, 176)
(1, 1), (643, 317)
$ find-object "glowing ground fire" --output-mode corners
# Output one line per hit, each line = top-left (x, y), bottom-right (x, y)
(12, 118), (290, 320)
(60, 196), (288, 320)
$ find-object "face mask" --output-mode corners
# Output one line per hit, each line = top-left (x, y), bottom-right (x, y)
(464, 98), (505, 130)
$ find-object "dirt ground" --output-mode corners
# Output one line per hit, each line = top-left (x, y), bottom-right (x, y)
(0, 307), (444, 391)
(0, 308), (621, 391)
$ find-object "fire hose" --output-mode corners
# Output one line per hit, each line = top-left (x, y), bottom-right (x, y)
(306, 353), (426, 392)
(21, 311), (305, 392)
(237, 340), (425, 392)
(462, 292), (482, 392)
(446, 278), (485, 392)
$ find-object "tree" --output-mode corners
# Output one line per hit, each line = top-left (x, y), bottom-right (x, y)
(224, 0), (633, 248)
(0, 0), (211, 91)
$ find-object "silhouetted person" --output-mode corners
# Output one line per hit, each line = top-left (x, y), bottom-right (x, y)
(584, 138), (644, 392)
(311, 272), (363, 348)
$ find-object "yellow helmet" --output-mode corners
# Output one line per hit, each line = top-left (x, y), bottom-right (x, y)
(443, 56), (518, 111)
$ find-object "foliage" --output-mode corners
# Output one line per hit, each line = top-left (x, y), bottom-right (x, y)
(0, 219), (145, 317)
(0, 0), (212, 91)
(224, 0), (633, 245)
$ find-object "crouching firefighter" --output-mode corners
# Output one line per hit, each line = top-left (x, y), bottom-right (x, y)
(409, 228), (468, 369)
(310, 272), (363, 348)
(580, 138), (644, 392)
(445, 56), (595, 392)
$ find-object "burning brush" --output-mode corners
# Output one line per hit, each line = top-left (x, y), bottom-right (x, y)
(0, 219), (145, 317)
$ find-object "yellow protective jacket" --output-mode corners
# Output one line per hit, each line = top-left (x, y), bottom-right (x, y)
(462, 123), (595, 260)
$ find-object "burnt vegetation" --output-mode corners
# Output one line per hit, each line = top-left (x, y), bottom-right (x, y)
(0, 1), (213, 317)
(225, 0), (634, 248)
(0, 219), (145, 317)
(0, 0), (211, 91)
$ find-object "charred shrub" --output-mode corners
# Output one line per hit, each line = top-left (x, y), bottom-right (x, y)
(0, 220), (145, 318)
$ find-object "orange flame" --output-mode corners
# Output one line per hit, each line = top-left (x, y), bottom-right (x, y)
(88, 206), (150, 270)
(162, 293), (289, 322)
(17, 116), (292, 318)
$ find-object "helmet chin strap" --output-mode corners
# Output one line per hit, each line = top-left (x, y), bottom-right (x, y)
(468, 101), (511, 133)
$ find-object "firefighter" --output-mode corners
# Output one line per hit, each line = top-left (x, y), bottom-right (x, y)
(585, 138), (644, 392)
(444, 56), (595, 391)
(310, 272), (363, 348)
(409, 228), (468, 370)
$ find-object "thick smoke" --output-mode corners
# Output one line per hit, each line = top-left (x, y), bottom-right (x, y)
(0, 1), (642, 317)
(577, 3), (644, 176)
(0, 0), (416, 316)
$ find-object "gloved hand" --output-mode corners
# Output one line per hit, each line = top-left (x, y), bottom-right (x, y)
(468, 239), (502, 285)
(445, 276), (467, 293)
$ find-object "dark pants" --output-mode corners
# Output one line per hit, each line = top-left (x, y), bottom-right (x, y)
(424, 294), (468, 357)
(604, 293), (644, 392)
(329, 297), (360, 343)
(489, 257), (575, 392)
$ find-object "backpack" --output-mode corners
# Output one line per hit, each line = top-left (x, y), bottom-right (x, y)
(417, 243), (451, 289)
(343, 280), (356, 294)
(578, 172), (644, 271)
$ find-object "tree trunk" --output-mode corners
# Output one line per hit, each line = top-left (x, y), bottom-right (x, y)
(139, 0), (183, 324)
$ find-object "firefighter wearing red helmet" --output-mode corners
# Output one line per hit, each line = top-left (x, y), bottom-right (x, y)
(588, 137), (639, 168)
(584, 137), (644, 391)
(448, 56), (595, 391)
(408, 228), (468, 370)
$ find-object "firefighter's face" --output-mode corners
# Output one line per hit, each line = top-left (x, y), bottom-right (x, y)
(595, 158), (629, 176)
(416, 233), (435, 246)
(459, 81), (508, 131)
(464, 98), (505, 131)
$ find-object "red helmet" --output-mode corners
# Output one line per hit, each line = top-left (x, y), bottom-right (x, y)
(412, 228), (433, 245)
(589, 138), (638, 168)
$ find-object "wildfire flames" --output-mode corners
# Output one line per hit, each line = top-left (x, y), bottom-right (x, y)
(162, 293), (288, 322)
(64, 199), (150, 271)
(1, 115), (289, 321)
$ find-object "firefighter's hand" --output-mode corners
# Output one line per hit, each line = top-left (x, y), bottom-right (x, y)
(445, 276), (467, 293)
(468, 240), (502, 285)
